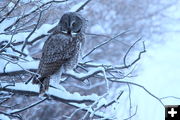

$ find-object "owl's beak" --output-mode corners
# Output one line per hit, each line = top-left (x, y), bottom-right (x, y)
(67, 29), (71, 35)
(67, 24), (72, 34)
(69, 21), (75, 31)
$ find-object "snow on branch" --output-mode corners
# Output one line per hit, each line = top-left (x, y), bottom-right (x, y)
(0, 83), (100, 102)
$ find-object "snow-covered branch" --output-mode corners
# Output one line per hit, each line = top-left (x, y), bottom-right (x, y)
(0, 83), (100, 102)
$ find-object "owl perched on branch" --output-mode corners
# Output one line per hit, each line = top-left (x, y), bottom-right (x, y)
(32, 12), (86, 93)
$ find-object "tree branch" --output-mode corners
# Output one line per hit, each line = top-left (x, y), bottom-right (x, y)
(0, 0), (20, 24)
(9, 97), (47, 114)
(0, 83), (100, 103)
(82, 31), (128, 59)
(4, 0), (68, 31)
(76, 0), (92, 12)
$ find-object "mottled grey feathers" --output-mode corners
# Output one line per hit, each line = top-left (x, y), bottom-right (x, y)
(32, 12), (85, 93)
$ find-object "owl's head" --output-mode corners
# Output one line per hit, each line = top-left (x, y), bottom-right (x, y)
(59, 12), (85, 34)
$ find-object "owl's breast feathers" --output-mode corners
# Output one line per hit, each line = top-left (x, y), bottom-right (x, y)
(32, 32), (83, 92)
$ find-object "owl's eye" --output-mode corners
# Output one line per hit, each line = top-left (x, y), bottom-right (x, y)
(71, 22), (76, 28)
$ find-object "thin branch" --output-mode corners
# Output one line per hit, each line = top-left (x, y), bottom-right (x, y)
(82, 31), (128, 59)
(123, 37), (142, 66)
(0, 111), (22, 120)
(128, 41), (146, 67)
(93, 91), (123, 113)
(9, 97), (47, 114)
(21, 9), (43, 52)
(3, 61), (9, 73)
(127, 83), (132, 119)
(76, 0), (92, 12)
(85, 32), (129, 47)
(85, 93), (109, 119)
(12, 34), (48, 46)
(64, 67), (104, 81)
(0, 34), (14, 53)
(4, 0), (68, 31)
(66, 81), (105, 90)
(0, 0), (20, 24)
(160, 96), (180, 100)
(0, 92), (14, 105)
(9, 46), (28, 56)
(123, 106), (138, 120)
(67, 100), (115, 119)
(108, 80), (165, 107)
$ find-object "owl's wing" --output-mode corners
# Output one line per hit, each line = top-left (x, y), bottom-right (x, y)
(37, 33), (77, 77)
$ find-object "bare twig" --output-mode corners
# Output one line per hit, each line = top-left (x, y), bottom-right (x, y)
(67, 103), (115, 119)
(12, 34), (48, 46)
(21, 9), (43, 52)
(64, 67), (105, 81)
(9, 46), (28, 56)
(123, 37), (142, 66)
(109, 80), (165, 107)
(85, 32), (130, 47)
(4, 0), (68, 31)
(9, 97), (47, 114)
(82, 31), (128, 59)
(0, 34), (14, 53)
(123, 106), (138, 120)
(76, 0), (92, 12)
(0, 0), (20, 24)
(160, 96), (180, 100)
(0, 111), (22, 120)
(3, 61), (9, 73)
(127, 83), (132, 119)
(92, 91), (123, 113)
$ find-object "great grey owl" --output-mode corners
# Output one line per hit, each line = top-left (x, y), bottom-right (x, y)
(32, 12), (86, 93)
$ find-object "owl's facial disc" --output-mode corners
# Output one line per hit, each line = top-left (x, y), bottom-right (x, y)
(70, 17), (82, 34)
(60, 13), (83, 35)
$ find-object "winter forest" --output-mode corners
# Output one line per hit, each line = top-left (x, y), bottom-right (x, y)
(0, 0), (180, 120)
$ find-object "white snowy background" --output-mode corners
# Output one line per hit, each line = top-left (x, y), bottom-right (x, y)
(132, 2), (180, 119)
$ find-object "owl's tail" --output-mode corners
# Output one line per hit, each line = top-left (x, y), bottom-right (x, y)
(32, 76), (50, 93)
